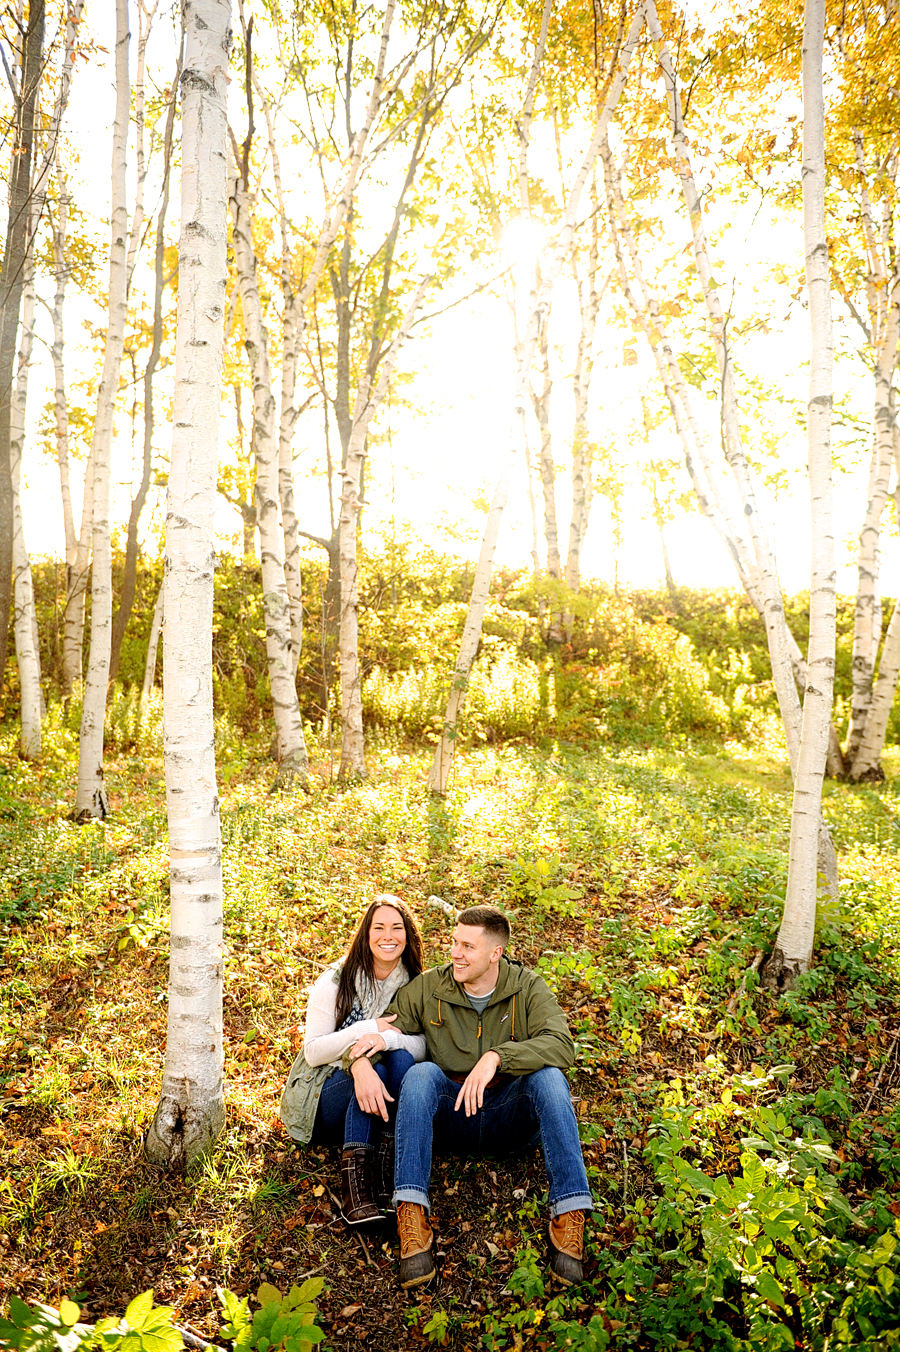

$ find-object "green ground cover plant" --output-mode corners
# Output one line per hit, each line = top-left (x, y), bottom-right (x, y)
(2, 704), (900, 1349)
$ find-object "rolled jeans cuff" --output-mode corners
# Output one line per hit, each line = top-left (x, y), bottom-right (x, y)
(393, 1187), (430, 1212)
(550, 1192), (594, 1219)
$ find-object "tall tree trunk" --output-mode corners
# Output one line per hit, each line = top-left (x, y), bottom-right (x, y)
(142, 580), (163, 700)
(428, 6), (645, 794)
(767, 0), (836, 986)
(229, 156), (309, 785)
(0, 0), (43, 683)
(565, 174), (602, 606)
(846, 302), (900, 767)
(338, 280), (429, 779)
(851, 592), (900, 782)
(11, 229), (41, 759)
(249, 66), (306, 675)
(109, 78), (178, 685)
(47, 164), (92, 697)
(145, 0), (229, 1171)
(75, 0), (130, 822)
(533, 326), (561, 579)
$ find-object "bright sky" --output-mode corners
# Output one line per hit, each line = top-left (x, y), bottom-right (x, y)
(15, 0), (899, 609)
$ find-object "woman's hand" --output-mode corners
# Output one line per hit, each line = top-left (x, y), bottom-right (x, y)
(350, 1057), (393, 1121)
(374, 1014), (398, 1033)
(349, 1031), (387, 1061)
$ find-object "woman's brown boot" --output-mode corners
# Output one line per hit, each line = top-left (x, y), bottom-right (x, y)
(340, 1147), (384, 1227)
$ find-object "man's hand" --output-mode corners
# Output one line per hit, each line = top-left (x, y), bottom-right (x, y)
(454, 1051), (502, 1117)
(348, 1031), (387, 1062)
(350, 1056), (394, 1121)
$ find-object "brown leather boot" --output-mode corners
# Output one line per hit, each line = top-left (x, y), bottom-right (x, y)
(397, 1201), (435, 1289)
(548, 1210), (585, 1286)
(340, 1147), (384, 1227)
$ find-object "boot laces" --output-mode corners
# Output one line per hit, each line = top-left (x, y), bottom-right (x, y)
(554, 1210), (584, 1251)
(399, 1204), (427, 1247)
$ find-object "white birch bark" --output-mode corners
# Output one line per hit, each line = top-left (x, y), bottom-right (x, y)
(338, 277), (429, 778)
(771, 0), (836, 981)
(74, 0), (130, 822)
(142, 580), (163, 700)
(852, 594), (900, 780)
(10, 233), (40, 760)
(428, 5), (646, 794)
(145, 0), (230, 1169)
(229, 162), (309, 785)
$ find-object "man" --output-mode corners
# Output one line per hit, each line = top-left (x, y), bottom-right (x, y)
(348, 904), (592, 1290)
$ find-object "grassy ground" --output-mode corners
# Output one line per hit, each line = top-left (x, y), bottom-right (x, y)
(2, 724), (900, 1350)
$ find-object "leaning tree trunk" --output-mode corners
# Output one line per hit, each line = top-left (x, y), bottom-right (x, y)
(766, 0), (836, 988)
(647, 0), (838, 898)
(846, 307), (900, 775)
(338, 279), (429, 779)
(0, 0), (43, 682)
(428, 5), (645, 794)
(145, 0), (230, 1171)
(229, 164), (309, 786)
(142, 580), (163, 700)
(10, 237), (41, 759)
(75, 0), (130, 822)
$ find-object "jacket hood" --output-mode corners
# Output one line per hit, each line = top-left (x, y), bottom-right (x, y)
(430, 954), (529, 1006)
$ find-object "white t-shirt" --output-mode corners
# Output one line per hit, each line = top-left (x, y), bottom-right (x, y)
(302, 965), (426, 1069)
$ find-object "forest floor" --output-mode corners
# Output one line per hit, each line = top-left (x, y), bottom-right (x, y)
(2, 727), (900, 1350)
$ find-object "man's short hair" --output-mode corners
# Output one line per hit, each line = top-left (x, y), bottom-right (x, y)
(457, 904), (510, 950)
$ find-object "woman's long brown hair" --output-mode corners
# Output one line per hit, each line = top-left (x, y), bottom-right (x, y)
(333, 894), (424, 1028)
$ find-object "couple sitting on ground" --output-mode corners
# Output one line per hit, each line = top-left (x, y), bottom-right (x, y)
(280, 896), (592, 1290)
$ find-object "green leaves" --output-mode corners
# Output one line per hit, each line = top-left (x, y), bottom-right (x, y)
(218, 1281), (327, 1352)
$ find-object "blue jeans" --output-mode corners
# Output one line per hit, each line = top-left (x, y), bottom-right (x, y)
(311, 1050), (415, 1150)
(393, 1063), (593, 1218)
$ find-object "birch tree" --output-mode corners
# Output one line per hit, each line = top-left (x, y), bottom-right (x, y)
(768, 0), (836, 983)
(10, 224), (41, 758)
(428, 3), (646, 794)
(75, 0), (131, 822)
(0, 0), (43, 682)
(45, 163), (94, 698)
(146, 0), (230, 1169)
(229, 121), (310, 786)
(110, 15), (177, 686)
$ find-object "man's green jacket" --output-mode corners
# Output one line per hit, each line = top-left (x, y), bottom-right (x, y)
(383, 956), (575, 1077)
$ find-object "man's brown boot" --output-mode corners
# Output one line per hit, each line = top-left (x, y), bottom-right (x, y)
(340, 1147), (384, 1227)
(397, 1202), (435, 1289)
(548, 1210), (585, 1286)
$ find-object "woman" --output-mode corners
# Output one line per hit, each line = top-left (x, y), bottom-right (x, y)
(280, 895), (426, 1226)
